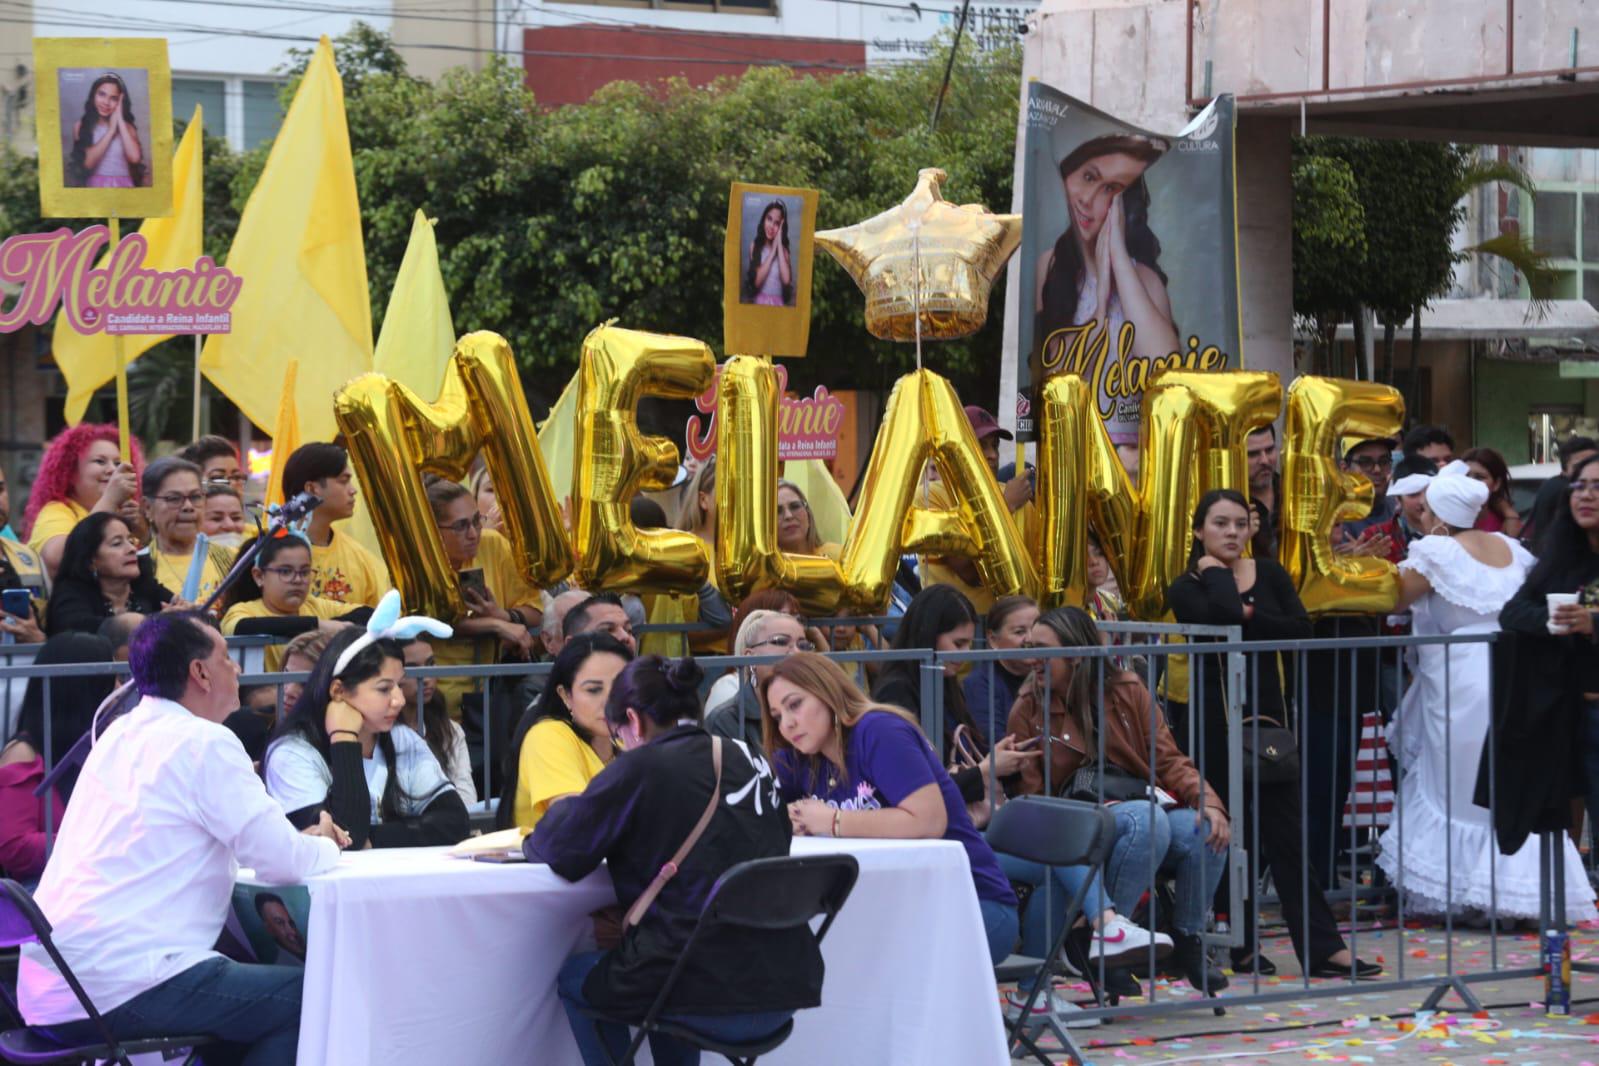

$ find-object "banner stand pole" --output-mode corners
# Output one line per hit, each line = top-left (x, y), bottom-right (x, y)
(108, 217), (131, 463)
(192, 333), (204, 439)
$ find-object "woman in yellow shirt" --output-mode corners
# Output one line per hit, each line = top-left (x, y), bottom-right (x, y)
(424, 478), (542, 720)
(496, 632), (632, 831)
(21, 423), (143, 578)
(220, 533), (368, 670)
(139, 457), (234, 603)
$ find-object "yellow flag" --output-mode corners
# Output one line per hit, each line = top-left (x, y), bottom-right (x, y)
(55, 105), (206, 425)
(201, 37), (371, 445)
(265, 360), (301, 508)
(374, 210), (454, 402)
(783, 458), (852, 547)
(536, 369), (579, 506)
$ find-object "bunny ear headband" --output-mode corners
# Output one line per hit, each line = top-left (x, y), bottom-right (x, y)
(332, 590), (454, 676)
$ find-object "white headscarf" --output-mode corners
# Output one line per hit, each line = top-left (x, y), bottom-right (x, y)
(1423, 460), (1489, 530)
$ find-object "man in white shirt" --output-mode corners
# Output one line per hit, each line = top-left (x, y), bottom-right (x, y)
(20, 612), (349, 1064)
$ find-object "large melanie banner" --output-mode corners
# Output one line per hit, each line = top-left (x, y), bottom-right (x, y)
(1016, 85), (1240, 449)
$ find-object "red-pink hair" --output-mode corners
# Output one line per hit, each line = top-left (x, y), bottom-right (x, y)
(20, 424), (143, 540)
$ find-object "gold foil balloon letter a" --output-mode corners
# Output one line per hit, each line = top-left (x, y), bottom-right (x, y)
(573, 324), (716, 593)
(334, 332), (573, 623)
(815, 168), (1022, 342)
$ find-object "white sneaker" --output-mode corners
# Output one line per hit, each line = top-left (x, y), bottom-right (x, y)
(1003, 988), (1101, 1028)
(1092, 915), (1173, 966)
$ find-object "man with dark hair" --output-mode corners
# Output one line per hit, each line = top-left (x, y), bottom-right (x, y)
(1246, 424), (1281, 559)
(1528, 436), (1599, 552)
(280, 442), (389, 608)
(563, 592), (637, 654)
(1401, 424), (1455, 470)
(1335, 438), (1399, 562)
(19, 612), (347, 1058)
(253, 892), (307, 966)
(179, 435), (245, 489)
(95, 611), (144, 662)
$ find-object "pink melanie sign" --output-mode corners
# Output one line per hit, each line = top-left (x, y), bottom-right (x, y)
(0, 225), (241, 335)
(686, 362), (846, 462)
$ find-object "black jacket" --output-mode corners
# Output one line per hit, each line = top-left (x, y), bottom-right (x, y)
(45, 564), (171, 637)
(704, 684), (764, 753)
(1477, 562), (1599, 852)
(527, 726), (823, 1016)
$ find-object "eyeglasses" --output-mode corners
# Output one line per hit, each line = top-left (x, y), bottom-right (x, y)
(749, 634), (815, 652)
(154, 492), (206, 508)
(438, 514), (484, 536)
(261, 566), (313, 582)
(1348, 455), (1393, 472)
(207, 473), (248, 487)
(1571, 480), (1599, 497)
(776, 502), (807, 517)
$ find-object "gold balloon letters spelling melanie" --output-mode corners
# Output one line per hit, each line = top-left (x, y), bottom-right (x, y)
(335, 325), (1403, 623)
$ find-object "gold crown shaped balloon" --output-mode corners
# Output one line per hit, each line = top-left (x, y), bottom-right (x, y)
(815, 167), (1022, 343)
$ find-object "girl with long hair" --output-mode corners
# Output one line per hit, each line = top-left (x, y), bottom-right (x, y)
(1462, 446), (1523, 537)
(69, 73), (145, 188)
(22, 423), (142, 577)
(1166, 490), (1378, 979)
(45, 512), (172, 636)
(1006, 607), (1229, 991)
(497, 633), (633, 831)
(263, 627), (468, 848)
(1033, 134), (1178, 455)
(398, 637), (476, 804)
(962, 594), (1038, 743)
(744, 200), (793, 306)
(763, 653), (1020, 964)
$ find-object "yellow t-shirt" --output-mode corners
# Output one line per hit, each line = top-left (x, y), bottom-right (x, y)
(309, 529), (390, 608)
(512, 718), (608, 830)
(917, 477), (1039, 615)
(434, 530), (543, 719)
(26, 500), (89, 556)
(0, 539), (48, 596)
(145, 543), (234, 602)
(221, 595), (352, 671)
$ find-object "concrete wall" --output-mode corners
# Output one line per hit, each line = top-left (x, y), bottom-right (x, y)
(392, 0), (494, 82)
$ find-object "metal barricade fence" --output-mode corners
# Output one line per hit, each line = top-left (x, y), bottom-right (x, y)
(0, 622), (1573, 1039)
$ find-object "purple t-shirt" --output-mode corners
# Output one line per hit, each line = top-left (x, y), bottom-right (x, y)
(774, 711), (1017, 907)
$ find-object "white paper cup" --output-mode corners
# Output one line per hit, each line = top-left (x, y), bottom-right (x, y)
(1548, 592), (1580, 634)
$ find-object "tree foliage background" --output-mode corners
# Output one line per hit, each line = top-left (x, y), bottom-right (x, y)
(0, 25), (1023, 438)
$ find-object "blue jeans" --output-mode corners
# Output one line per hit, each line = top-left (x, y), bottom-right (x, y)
(1101, 802), (1226, 936)
(557, 950), (793, 1066)
(979, 898), (1020, 964)
(39, 957), (302, 1066)
(997, 853), (1109, 958)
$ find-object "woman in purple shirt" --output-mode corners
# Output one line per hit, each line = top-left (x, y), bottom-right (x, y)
(762, 652), (1019, 963)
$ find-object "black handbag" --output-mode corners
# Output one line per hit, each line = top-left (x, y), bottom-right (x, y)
(1240, 716), (1299, 784)
(1064, 762), (1151, 804)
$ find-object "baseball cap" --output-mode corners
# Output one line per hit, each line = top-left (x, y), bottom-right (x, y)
(964, 405), (1013, 442)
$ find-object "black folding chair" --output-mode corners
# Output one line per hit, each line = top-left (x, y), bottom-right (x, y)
(0, 880), (212, 1066)
(579, 853), (859, 1066)
(987, 797), (1118, 1066)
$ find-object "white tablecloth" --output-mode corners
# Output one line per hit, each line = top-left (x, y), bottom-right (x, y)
(293, 837), (1007, 1065)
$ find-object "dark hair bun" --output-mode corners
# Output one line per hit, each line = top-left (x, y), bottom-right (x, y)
(665, 656), (704, 694)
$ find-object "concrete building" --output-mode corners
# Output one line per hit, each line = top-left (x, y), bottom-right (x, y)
(1004, 0), (1599, 461)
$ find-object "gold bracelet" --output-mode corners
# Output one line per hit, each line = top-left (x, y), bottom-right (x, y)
(831, 808), (842, 838)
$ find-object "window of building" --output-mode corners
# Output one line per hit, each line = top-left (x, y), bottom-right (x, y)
(1527, 186), (1599, 308)
(168, 75), (285, 151)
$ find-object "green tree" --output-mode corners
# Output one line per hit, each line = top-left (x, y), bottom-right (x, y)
(1290, 149), (1367, 373)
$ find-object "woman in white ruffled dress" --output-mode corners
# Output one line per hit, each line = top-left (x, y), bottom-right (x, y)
(1377, 463), (1596, 922)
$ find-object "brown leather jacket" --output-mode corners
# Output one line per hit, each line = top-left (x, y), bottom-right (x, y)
(1006, 672), (1227, 818)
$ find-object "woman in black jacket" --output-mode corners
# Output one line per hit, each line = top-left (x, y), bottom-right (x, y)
(529, 656), (816, 1066)
(45, 512), (172, 636)
(1167, 489), (1377, 980)
(1497, 454), (1599, 842)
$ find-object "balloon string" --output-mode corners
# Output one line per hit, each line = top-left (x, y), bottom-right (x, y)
(912, 227), (924, 373)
